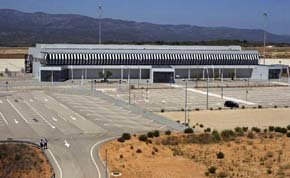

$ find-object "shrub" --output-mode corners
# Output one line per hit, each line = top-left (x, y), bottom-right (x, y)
(251, 127), (261, 133)
(210, 107), (213, 111)
(269, 126), (275, 132)
(130, 145), (134, 150)
(287, 132), (290, 137)
(136, 149), (142, 153)
(184, 128), (194, 134)
(153, 130), (160, 137)
(176, 120), (180, 123)
(153, 147), (159, 152)
(208, 166), (217, 174)
(204, 128), (211, 133)
(217, 171), (228, 178)
(212, 130), (221, 141)
(199, 124), (204, 128)
(264, 129), (268, 133)
(242, 106), (245, 109)
(281, 128), (288, 134)
(122, 133), (131, 140)
(274, 105), (278, 108)
(287, 125), (290, 130)
(247, 132), (255, 139)
(221, 130), (236, 140)
(117, 137), (125, 143)
(181, 108), (184, 111)
(165, 130), (171, 135)
(216, 152), (225, 159)
(147, 132), (154, 138)
(274, 127), (287, 133)
(267, 169), (272, 174)
(195, 108), (200, 111)
(258, 105), (263, 109)
(242, 127), (248, 132)
(161, 109), (165, 113)
(235, 127), (244, 136)
(120, 154), (123, 159)
(138, 135), (148, 142)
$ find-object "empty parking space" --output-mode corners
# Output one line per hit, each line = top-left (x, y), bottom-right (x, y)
(101, 82), (290, 111)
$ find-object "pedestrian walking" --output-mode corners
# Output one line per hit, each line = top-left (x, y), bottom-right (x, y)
(40, 139), (44, 149)
(44, 138), (48, 149)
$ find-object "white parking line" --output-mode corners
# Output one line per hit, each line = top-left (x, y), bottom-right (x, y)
(47, 149), (63, 178)
(52, 117), (58, 122)
(171, 84), (257, 105)
(7, 99), (29, 123)
(24, 101), (56, 129)
(46, 95), (86, 121)
(14, 119), (19, 124)
(70, 116), (76, 121)
(0, 112), (8, 125)
(0, 100), (2, 104)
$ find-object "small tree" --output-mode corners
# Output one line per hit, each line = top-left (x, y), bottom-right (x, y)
(99, 71), (112, 82)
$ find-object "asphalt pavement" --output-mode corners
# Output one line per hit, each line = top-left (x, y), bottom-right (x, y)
(0, 86), (183, 178)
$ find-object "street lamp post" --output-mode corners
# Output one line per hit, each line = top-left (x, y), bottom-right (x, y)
(183, 79), (188, 124)
(263, 12), (268, 65)
(206, 68), (209, 110)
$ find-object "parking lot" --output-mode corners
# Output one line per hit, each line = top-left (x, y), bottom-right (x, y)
(102, 80), (290, 111)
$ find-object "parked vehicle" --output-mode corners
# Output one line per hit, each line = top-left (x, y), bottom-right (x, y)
(224, 101), (239, 108)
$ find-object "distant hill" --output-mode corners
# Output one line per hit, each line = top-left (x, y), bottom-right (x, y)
(1, 9), (290, 46)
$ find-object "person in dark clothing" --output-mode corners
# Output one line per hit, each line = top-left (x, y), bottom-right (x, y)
(44, 138), (48, 149)
(40, 139), (44, 149)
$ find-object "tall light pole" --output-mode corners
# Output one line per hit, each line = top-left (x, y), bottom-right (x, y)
(182, 79), (188, 124)
(98, 2), (103, 44)
(206, 68), (209, 110)
(263, 11), (268, 65)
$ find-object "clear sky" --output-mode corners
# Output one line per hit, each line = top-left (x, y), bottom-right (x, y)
(1, 0), (290, 35)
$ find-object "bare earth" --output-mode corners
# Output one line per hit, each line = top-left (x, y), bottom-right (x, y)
(0, 144), (52, 178)
(100, 132), (290, 178)
(159, 108), (290, 131)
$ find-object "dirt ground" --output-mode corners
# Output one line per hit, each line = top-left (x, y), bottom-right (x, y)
(0, 48), (28, 59)
(159, 108), (290, 131)
(244, 47), (290, 58)
(100, 132), (290, 178)
(0, 144), (52, 178)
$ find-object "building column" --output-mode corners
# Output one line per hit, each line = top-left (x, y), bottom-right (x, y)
(234, 68), (237, 80)
(219, 68), (221, 79)
(121, 67), (124, 80)
(202, 68), (205, 80)
(188, 69), (190, 79)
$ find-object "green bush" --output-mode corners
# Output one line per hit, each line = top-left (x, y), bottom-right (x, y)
(287, 132), (290, 138)
(122, 133), (131, 140)
(184, 128), (194, 134)
(117, 137), (125, 143)
(242, 127), (248, 132)
(153, 130), (160, 137)
(147, 132), (154, 138)
(205, 128), (211, 133)
(138, 135), (148, 142)
(165, 130), (171, 135)
(287, 125), (290, 130)
(247, 132), (255, 139)
(269, 126), (275, 132)
(281, 128), (288, 134)
(208, 166), (217, 174)
(136, 149), (142, 153)
(264, 129), (268, 133)
(251, 127), (261, 133)
(212, 130), (221, 141)
(216, 152), (225, 159)
(199, 124), (204, 128)
(161, 109), (165, 113)
(221, 130), (235, 140)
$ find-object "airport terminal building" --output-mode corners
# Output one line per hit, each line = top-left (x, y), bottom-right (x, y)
(26, 44), (284, 83)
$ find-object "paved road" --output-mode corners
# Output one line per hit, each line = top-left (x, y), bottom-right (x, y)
(0, 88), (182, 178)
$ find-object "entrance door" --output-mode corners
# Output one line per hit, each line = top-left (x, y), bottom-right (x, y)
(153, 72), (174, 83)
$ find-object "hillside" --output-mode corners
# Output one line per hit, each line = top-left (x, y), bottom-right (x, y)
(1, 9), (290, 46)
